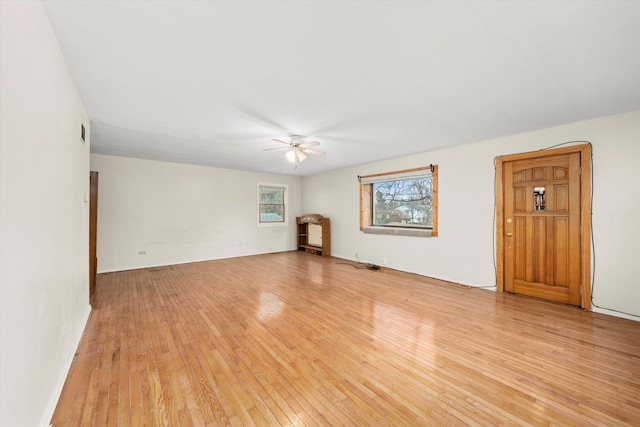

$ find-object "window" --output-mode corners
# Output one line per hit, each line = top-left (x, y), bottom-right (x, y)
(359, 166), (438, 237)
(258, 183), (288, 226)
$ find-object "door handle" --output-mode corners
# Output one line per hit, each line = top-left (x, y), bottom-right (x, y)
(506, 232), (513, 237)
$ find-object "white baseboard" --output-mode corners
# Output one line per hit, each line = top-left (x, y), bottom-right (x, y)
(96, 248), (295, 274)
(40, 304), (92, 427)
(592, 306), (640, 322)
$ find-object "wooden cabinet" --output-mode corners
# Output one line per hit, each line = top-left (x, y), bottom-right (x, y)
(296, 214), (330, 257)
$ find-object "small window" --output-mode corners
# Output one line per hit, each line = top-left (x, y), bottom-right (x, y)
(258, 183), (288, 226)
(359, 166), (438, 237)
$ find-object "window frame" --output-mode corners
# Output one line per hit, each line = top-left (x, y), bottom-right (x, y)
(257, 183), (288, 227)
(359, 166), (438, 237)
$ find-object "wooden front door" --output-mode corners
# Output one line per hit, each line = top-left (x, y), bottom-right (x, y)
(496, 145), (591, 308)
(89, 171), (98, 302)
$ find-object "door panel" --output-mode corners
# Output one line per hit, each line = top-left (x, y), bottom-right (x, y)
(532, 216), (545, 283)
(503, 152), (582, 305)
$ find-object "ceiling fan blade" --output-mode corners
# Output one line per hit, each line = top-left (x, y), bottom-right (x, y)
(272, 139), (290, 146)
(300, 141), (320, 148)
(263, 147), (289, 152)
(303, 148), (326, 156)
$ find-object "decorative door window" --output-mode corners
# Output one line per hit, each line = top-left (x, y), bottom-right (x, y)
(534, 187), (546, 210)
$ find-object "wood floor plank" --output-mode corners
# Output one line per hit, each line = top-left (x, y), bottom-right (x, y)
(51, 252), (640, 426)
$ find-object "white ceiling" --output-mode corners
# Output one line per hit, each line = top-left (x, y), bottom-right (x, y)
(43, 1), (640, 176)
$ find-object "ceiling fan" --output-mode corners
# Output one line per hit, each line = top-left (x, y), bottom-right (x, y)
(263, 135), (326, 163)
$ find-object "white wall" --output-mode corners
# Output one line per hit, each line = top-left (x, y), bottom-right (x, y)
(90, 154), (301, 272)
(302, 111), (640, 320)
(0, 2), (92, 426)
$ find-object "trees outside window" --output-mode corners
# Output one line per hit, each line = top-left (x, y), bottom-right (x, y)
(258, 184), (287, 225)
(373, 177), (433, 228)
(359, 166), (438, 237)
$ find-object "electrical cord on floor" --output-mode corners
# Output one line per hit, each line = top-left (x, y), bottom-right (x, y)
(335, 262), (375, 270)
(335, 252), (382, 270)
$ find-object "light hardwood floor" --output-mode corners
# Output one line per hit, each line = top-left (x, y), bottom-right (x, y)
(51, 252), (640, 426)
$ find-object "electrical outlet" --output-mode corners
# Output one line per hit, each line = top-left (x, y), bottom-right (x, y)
(139, 250), (146, 255)
(381, 258), (387, 266)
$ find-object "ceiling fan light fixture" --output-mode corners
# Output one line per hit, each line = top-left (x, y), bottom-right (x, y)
(286, 150), (297, 163)
(265, 135), (324, 163)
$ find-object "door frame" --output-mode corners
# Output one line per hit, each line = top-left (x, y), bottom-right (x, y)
(495, 144), (592, 309)
(89, 171), (98, 304)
